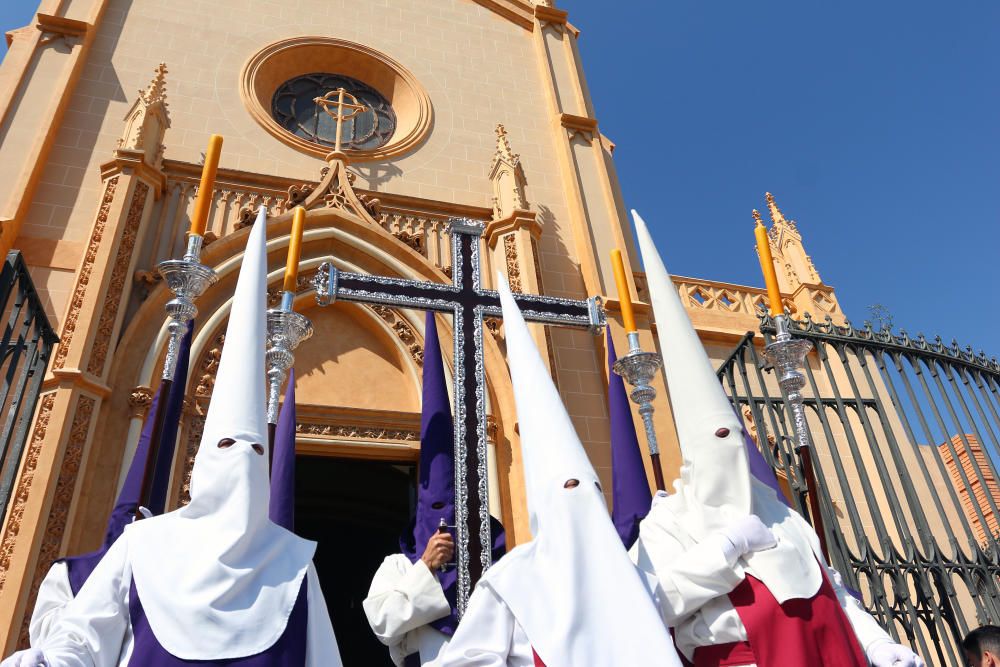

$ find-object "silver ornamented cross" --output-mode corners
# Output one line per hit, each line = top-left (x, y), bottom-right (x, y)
(311, 218), (605, 613)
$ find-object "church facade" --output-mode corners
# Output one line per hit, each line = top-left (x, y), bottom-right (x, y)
(0, 0), (991, 661)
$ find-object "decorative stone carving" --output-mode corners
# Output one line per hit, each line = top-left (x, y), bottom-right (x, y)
(490, 124), (527, 220)
(117, 64), (170, 169)
(20, 396), (95, 644)
(503, 234), (522, 292)
(369, 305), (424, 366)
(194, 334), (225, 398)
(53, 177), (118, 370)
(129, 386), (154, 418)
(0, 393), (55, 592)
(87, 182), (150, 376)
(295, 422), (418, 442)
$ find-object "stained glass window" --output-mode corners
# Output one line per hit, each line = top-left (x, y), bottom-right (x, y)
(271, 73), (396, 151)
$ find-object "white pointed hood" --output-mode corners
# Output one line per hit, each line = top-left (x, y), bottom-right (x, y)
(127, 207), (316, 659)
(632, 209), (822, 602)
(480, 275), (681, 667)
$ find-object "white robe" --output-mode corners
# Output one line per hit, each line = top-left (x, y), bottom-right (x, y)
(29, 562), (73, 646)
(632, 489), (890, 664)
(362, 554), (452, 666)
(438, 585), (534, 667)
(34, 533), (340, 666)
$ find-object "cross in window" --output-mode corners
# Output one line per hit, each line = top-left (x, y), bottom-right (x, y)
(314, 87), (368, 154)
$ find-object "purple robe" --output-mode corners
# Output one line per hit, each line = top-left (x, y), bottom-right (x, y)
(61, 326), (192, 595)
(607, 331), (653, 548)
(128, 578), (307, 666)
(398, 312), (506, 638)
(270, 371), (296, 531)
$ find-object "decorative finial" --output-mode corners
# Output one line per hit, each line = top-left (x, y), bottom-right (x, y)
(490, 123), (527, 218)
(765, 192), (785, 224)
(752, 209), (764, 227)
(493, 124), (521, 170)
(142, 63), (168, 107)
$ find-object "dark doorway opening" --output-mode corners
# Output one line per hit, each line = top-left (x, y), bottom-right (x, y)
(296, 455), (415, 666)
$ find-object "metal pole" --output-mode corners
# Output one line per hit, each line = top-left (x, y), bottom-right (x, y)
(265, 290), (312, 470)
(763, 314), (830, 561)
(137, 234), (217, 517)
(613, 331), (667, 491)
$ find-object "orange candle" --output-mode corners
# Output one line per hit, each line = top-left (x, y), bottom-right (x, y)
(754, 211), (784, 317)
(189, 134), (223, 237)
(610, 249), (637, 332)
(283, 206), (305, 292)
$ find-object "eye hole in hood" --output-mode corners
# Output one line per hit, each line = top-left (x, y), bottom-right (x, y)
(715, 427), (731, 438)
(218, 438), (235, 449)
(563, 478), (580, 489)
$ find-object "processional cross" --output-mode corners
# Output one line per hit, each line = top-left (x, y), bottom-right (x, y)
(277, 92), (606, 613)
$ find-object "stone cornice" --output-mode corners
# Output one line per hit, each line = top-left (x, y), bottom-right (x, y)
(100, 150), (166, 198)
(471, 0), (535, 30)
(484, 210), (541, 246)
(533, 4), (568, 25)
(35, 13), (90, 40)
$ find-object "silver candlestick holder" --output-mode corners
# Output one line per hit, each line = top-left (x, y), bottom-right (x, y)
(613, 331), (667, 491)
(156, 234), (217, 380)
(266, 291), (313, 424)
(763, 313), (830, 557)
(763, 314), (814, 451)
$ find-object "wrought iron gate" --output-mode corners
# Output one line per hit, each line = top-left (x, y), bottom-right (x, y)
(717, 314), (1000, 666)
(0, 251), (58, 521)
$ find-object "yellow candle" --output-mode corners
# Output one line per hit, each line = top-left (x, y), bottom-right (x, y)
(283, 206), (305, 292)
(610, 249), (637, 332)
(189, 134), (223, 237)
(754, 211), (784, 317)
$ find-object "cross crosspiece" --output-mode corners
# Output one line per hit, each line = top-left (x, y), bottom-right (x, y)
(314, 87), (367, 155)
(311, 218), (605, 614)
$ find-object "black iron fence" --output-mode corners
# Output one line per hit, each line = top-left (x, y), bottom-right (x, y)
(718, 314), (1000, 667)
(0, 251), (58, 521)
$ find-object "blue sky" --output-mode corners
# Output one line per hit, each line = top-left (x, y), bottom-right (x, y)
(2, 1), (999, 353)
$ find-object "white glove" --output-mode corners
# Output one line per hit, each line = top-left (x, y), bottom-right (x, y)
(0, 648), (49, 667)
(719, 515), (777, 561)
(867, 640), (924, 667)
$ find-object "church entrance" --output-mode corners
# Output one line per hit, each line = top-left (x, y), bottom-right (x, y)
(296, 454), (416, 666)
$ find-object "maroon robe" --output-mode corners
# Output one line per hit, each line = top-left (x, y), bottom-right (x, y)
(689, 570), (867, 667)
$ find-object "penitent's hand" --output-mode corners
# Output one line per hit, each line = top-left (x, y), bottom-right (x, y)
(0, 648), (49, 667)
(421, 531), (455, 572)
(719, 515), (777, 561)
(867, 640), (924, 667)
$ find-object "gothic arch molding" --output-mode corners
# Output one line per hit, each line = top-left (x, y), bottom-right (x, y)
(73, 209), (527, 556)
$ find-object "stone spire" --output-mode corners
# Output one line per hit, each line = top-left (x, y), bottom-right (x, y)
(756, 192), (843, 319)
(117, 63), (171, 167)
(489, 123), (528, 219)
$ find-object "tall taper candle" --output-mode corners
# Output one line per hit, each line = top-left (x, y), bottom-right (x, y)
(754, 211), (784, 317)
(283, 206), (305, 293)
(189, 134), (223, 237)
(610, 249), (637, 332)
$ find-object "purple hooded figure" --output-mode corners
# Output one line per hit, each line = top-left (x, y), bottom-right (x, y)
(270, 370), (297, 531)
(363, 311), (505, 666)
(607, 330), (653, 548)
(64, 324), (193, 595)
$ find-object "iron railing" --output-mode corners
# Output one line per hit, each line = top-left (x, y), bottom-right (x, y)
(718, 314), (1000, 667)
(0, 252), (58, 520)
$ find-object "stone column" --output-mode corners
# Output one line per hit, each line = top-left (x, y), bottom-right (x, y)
(0, 64), (169, 651)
